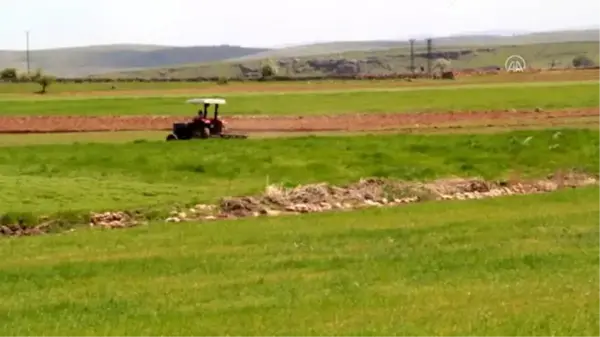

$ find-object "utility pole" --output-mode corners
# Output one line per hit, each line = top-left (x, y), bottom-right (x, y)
(409, 39), (415, 75)
(426, 38), (433, 78)
(25, 30), (31, 75)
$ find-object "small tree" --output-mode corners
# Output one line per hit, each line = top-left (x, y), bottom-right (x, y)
(260, 59), (278, 79)
(0, 68), (18, 81)
(433, 58), (451, 73)
(572, 55), (595, 68)
(216, 76), (229, 85)
(30, 68), (42, 82)
(36, 75), (55, 94)
(31, 69), (54, 94)
(18, 73), (31, 82)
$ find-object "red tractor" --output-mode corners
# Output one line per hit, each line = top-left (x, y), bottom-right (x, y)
(166, 98), (247, 141)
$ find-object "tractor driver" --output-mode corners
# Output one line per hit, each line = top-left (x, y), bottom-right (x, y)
(192, 109), (203, 124)
(193, 104), (209, 123)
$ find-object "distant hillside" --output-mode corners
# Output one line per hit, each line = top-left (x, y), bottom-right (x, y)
(3, 28), (596, 78)
(104, 42), (598, 80)
(106, 30), (600, 79)
(226, 28), (600, 61)
(0, 45), (270, 77)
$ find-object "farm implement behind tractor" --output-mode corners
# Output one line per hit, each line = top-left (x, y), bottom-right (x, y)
(166, 98), (248, 141)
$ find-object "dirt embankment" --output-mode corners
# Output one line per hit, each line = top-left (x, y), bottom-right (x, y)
(0, 108), (597, 134)
(2, 171), (597, 237)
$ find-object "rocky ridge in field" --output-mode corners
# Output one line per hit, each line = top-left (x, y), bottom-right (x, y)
(1, 171), (595, 237)
(162, 171), (597, 223)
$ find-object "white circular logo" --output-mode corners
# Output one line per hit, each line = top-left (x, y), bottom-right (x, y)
(505, 55), (527, 72)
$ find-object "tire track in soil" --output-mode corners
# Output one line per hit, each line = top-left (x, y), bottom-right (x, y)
(0, 108), (597, 134)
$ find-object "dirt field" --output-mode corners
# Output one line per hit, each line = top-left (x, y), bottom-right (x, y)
(0, 108), (596, 135)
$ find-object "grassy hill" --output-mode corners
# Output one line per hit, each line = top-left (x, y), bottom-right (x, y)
(228, 28), (600, 61)
(105, 28), (599, 79)
(1, 28), (597, 79)
(0, 45), (270, 77)
(105, 41), (599, 79)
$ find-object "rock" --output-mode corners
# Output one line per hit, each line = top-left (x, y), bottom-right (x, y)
(195, 204), (215, 211)
(264, 209), (282, 216)
(89, 211), (135, 229)
(109, 220), (124, 228)
(394, 196), (419, 203)
(364, 200), (382, 207)
(0, 225), (13, 235)
(294, 204), (311, 213)
(319, 202), (333, 210)
(165, 217), (180, 223)
(25, 227), (43, 236)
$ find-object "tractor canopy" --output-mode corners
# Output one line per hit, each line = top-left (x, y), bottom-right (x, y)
(186, 98), (226, 119)
(186, 98), (227, 105)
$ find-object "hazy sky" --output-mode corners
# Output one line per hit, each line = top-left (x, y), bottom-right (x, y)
(2, 0), (599, 50)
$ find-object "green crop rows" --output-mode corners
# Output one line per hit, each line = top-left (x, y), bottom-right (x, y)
(0, 81), (597, 116)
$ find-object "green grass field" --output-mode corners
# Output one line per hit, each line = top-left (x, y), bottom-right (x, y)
(2, 79), (463, 94)
(1, 69), (598, 96)
(0, 187), (597, 335)
(0, 78), (598, 335)
(0, 129), (597, 222)
(0, 81), (221, 95)
(0, 82), (597, 116)
(0, 131), (167, 146)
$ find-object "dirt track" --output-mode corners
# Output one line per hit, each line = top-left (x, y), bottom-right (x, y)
(0, 108), (597, 134)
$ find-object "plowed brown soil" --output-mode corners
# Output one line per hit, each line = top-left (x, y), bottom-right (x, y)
(0, 108), (597, 134)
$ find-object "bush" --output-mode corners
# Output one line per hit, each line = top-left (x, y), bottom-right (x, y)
(434, 58), (452, 73)
(0, 68), (18, 81)
(261, 59), (279, 79)
(30, 69), (55, 94)
(572, 55), (595, 68)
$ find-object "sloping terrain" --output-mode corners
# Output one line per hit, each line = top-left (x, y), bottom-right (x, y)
(106, 41), (599, 79)
(0, 44), (270, 77)
(228, 28), (600, 61)
(1, 28), (598, 78)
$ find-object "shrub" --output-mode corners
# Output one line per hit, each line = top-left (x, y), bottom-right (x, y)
(572, 55), (595, 68)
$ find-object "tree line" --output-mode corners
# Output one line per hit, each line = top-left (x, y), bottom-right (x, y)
(0, 68), (54, 93)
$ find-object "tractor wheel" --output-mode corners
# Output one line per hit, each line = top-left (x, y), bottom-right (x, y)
(211, 120), (224, 136)
(199, 127), (210, 139)
(166, 134), (177, 141)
